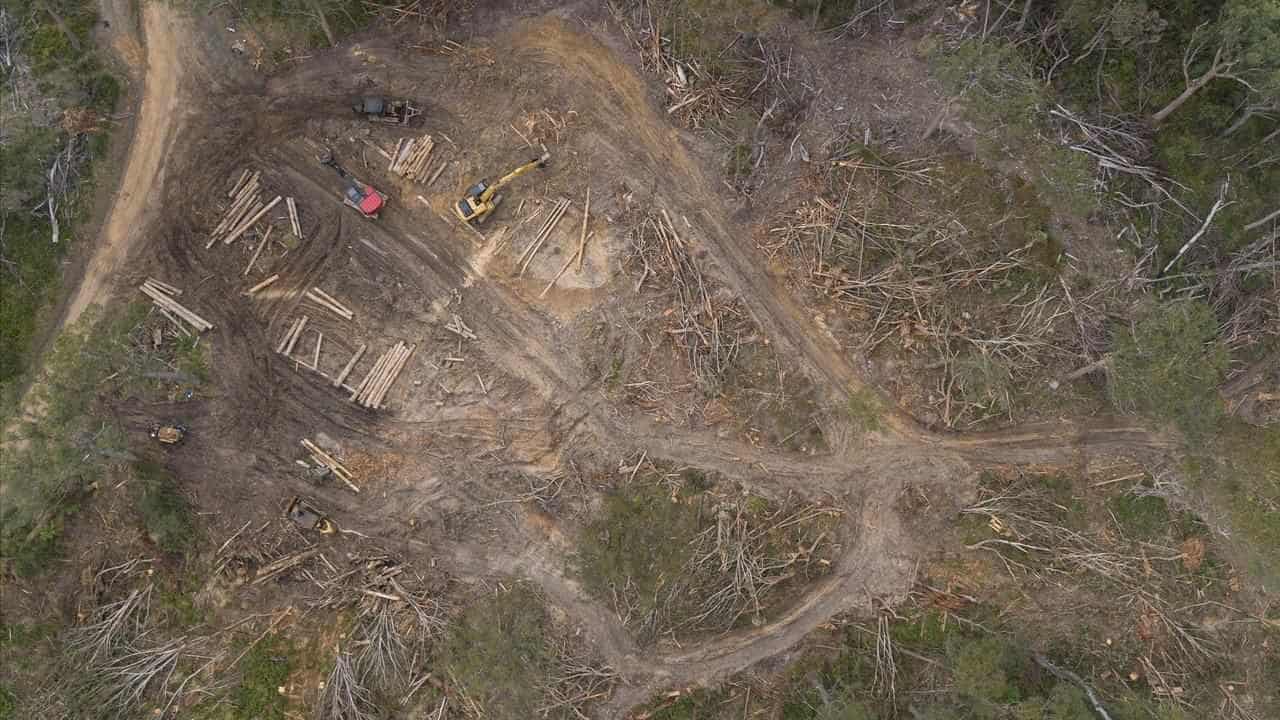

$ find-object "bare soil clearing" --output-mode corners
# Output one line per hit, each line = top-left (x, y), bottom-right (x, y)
(5, 3), (1187, 715)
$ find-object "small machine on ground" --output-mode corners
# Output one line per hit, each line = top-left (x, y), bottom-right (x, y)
(352, 96), (420, 126)
(453, 152), (551, 224)
(150, 424), (187, 445)
(318, 148), (387, 218)
(286, 496), (336, 534)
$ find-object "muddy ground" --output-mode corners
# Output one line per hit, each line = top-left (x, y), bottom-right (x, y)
(3, 1), (1195, 716)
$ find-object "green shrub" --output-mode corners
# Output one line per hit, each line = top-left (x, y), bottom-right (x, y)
(948, 635), (1022, 712)
(134, 461), (195, 554)
(845, 388), (883, 433)
(1108, 299), (1227, 437)
(444, 585), (552, 718)
(232, 636), (294, 720)
(0, 685), (15, 720)
(1107, 493), (1170, 540)
(578, 482), (700, 620)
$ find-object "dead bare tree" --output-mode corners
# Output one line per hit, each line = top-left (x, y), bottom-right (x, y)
(317, 650), (375, 720)
(1152, 23), (1256, 125)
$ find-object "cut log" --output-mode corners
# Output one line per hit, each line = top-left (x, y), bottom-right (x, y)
(357, 345), (397, 406)
(283, 316), (309, 356)
(143, 277), (182, 296)
(363, 343), (404, 407)
(229, 168), (251, 198)
(518, 199), (570, 276)
(139, 283), (212, 331)
(300, 438), (359, 492)
(577, 187), (590, 272)
(276, 317), (303, 354)
(426, 160), (448, 187)
(351, 347), (392, 403)
(247, 274), (280, 295)
(312, 332), (322, 370)
(244, 225), (274, 276)
(252, 548), (320, 585)
(286, 197), (302, 239)
(333, 344), (367, 388)
(311, 288), (353, 318)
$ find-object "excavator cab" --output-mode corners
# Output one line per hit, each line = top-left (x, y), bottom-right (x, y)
(454, 152), (550, 224)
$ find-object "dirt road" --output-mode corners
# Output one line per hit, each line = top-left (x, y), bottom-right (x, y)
(65, 4), (191, 324)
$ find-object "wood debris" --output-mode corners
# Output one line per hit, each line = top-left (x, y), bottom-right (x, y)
(138, 279), (213, 332)
(389, 134), (435, 181)
(301, 438), (359, 493)
(276, 316), (309, 356)
(252, 548), (321, 585)
(445, 314), (476, 340)
(304, 287), (354, 320)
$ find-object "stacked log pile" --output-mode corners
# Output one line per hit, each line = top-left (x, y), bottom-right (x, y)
(389, 135), (435, 182)
(349, 342), (415, 409)
(207, 169), (281, 248)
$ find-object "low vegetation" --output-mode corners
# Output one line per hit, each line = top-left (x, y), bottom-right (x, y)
(1, 303), (207, 577)
(0, 0), (122, 390)
(1109, 300), (1228, 436)
(443, 584), (615, 719)
(134, 461), (197, 554)
(640, 468), (1277, 720)
(578, 463), (839, 643)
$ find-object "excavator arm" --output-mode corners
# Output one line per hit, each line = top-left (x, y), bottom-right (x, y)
(479, 152), (551, 202)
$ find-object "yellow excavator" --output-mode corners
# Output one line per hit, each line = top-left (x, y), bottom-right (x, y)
(453, 152), (551, 224)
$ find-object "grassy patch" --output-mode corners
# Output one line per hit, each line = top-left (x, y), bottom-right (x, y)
(0, 302), (206, 576)
(1108, 299), (1227, 437)
(1189, 421), (1280, 587)
(845, 388), (882, 433)
(578, 481), (701, 635)
(444, 584), (553, 718)
(229, 636), (295, 720)
(133, 460), (196, 554)
(1106, 492), (1171, 540)
(927, 40), (1095, 217)
(645, 688), (729, 720)
(0, 686), (14, 720)
(578, 469), (837, 642)
(0, 0), (122, 388)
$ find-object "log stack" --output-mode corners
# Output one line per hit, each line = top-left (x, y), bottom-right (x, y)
(349, 342), (415, 409)
(139, 278), (213, 333)
(207, 168), (281, 247)
(389, 135), (435, 181)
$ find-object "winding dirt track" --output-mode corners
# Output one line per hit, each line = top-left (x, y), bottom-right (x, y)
(67, 4), (191, 324)
(59, 7), (1178, 716)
